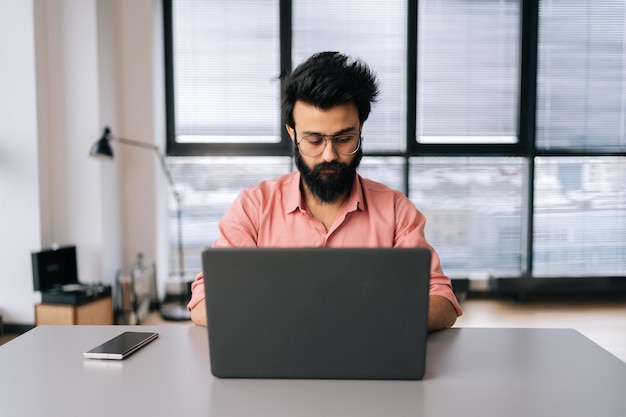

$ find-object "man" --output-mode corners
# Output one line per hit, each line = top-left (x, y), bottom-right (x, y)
(187, 51), (462, 331)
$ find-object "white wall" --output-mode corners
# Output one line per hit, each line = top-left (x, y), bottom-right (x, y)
(0, 0), (42, 324)
(0, 0), (166, 325)
(117, 0), (168, 293)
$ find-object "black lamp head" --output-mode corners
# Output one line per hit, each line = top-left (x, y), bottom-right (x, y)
(90, 127), (114, 159)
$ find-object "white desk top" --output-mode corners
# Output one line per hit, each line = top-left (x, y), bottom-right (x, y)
(1, 325), (624, 417)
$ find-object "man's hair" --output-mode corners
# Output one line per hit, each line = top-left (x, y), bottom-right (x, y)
(281, 51), (380, 128)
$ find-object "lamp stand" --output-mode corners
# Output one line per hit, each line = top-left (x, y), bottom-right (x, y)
(160, 201), (191, 321)
(90, 127), (191, 321)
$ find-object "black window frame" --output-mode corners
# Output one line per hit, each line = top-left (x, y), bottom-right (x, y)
(163, 0), (626, 292)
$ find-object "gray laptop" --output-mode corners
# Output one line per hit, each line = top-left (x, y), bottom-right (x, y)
(202, 247), (431, 380)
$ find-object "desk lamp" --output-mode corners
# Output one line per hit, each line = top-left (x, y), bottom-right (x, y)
(90, 127), (190, 321)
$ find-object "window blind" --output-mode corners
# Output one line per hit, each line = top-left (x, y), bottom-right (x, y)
(536, 0), (626, 151)
(417, 0), (521, 144)
(293, 0), (407, 152)
(172, 0), (281, 143)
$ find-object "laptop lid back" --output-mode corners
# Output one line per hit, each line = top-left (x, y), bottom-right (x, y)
(203, 247), (431, 380)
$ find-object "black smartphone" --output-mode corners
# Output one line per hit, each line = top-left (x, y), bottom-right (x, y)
(83, 331), (159, 360)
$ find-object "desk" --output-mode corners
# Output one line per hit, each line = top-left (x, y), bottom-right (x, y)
(0, 326), (624, 417)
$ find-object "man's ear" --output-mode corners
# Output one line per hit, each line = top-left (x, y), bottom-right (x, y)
(286, 124), (295, 142)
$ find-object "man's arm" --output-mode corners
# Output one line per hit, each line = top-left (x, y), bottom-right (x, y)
(391, 195), (462, 326)
(188, 188), (264, 327)
(428, 294), (458, 332)
(190, 299), (208, 326)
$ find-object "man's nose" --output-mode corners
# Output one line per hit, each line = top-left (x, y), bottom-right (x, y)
(321, 138), (338, 162)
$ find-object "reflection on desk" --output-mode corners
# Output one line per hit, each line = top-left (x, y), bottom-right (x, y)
(0, 325), (624, 417)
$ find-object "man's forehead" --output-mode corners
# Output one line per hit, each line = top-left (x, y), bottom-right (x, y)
(292, 101), (360, 127)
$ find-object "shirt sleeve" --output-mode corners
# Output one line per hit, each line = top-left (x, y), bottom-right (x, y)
(392, 193), (463, 317)
(213, 188), (261, 247)
(187, 189), (260, 311)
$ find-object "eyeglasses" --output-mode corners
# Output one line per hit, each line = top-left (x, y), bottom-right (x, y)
(295, 133), (361, 157)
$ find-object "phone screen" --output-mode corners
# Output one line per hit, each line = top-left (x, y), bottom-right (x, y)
(84, 331), (159, 360)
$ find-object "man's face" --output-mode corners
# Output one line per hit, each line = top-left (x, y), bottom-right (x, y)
(287, 101), (363, 203)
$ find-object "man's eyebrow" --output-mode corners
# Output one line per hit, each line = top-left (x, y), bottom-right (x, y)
(301, 127), (358, 136)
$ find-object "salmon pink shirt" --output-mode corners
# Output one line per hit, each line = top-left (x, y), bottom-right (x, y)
(188, 171), (462, 316)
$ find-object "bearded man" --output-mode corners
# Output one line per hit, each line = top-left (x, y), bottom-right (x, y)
(187, 52), (462, 331)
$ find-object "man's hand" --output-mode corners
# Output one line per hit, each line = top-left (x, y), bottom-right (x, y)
(190, 299), (208, 326)
(428, 294), (458, 332)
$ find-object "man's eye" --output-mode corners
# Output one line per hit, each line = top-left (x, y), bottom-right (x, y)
(306, 136), (324, 145)
(336, 135), (353, 144)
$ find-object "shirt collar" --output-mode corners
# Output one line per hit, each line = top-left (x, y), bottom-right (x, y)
(285, 171), (303, 214)
(344, 174), (365, 213)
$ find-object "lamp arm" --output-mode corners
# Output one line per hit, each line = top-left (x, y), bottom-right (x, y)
(108, 134), (185, 279)
(109, 136), (181, 205)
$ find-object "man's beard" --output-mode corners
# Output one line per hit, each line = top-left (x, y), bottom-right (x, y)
(295, 148), (363, 204)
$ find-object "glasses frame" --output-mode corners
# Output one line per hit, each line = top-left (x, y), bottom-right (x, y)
(295, 132), (362, 157)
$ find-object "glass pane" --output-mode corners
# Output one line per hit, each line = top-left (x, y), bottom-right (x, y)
(536, 0), (626, 151)
(417, 0), (520, 144)
(534, 157), (626, 276)
(293, 0), (407, 152)
(409, 157), (526, 278)
(358, 157), (405, 192)
(172, 0), (280, 143)
(168, 157), (292, 275)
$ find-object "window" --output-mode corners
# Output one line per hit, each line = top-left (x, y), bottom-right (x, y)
(169, 156), (292, 273)
(533, 0), (626, 278)
(165, 0), (626, 285)
(293, 0), (407, 152)
(533, 157), (626, 276)
(409, 157), (526, 278)
(536, 0), (626, 152)
(417, 0), (520, 145)
(166, 0), (288, 155)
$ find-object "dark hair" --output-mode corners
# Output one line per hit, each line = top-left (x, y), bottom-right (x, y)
(281, 51), (380, 128)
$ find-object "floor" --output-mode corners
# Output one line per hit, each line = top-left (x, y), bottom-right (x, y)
(2, 299), (625, 363)
(0, 330), (19, 346)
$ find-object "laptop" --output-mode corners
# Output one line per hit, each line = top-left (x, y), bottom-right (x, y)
(202, 247), (431, 380)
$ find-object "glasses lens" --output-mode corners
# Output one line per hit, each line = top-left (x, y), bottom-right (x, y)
(333, 134), (359, 154)
(298, 135), (323, 156)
